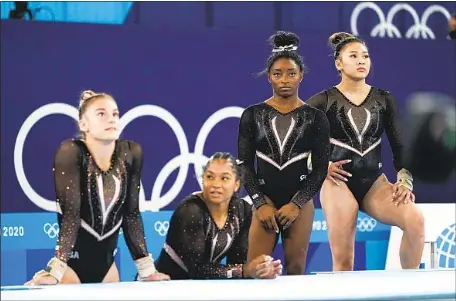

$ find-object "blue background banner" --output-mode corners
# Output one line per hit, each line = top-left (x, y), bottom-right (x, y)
(2, 20), (454, 215)
(2, 1), (455, 40)
(1, 210), (389, 285)
(1, 0), (455, 286)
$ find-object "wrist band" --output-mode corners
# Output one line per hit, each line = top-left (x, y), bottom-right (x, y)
(397, 168), (413, 191)
(136, 254), (157, 280)
(38, 257), (67, 282)
(227, 264), (243, 279)
(291, 198), (304, 209)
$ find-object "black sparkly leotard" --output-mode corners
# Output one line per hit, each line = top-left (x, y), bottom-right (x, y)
(53, 139), (149, 283)
(237, 103), (330, 210)
(155, 193), (252, 280)
(306, 87), (406, 203)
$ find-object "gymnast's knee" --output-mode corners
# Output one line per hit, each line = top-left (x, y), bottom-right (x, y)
(285, 261), (306, 275)
(402, 207), (425, 237)
(284, 249), (307, 275)
(333, 254), (354, 271)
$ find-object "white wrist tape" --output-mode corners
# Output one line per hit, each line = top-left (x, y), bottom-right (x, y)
(136, 254), (157, 279)
(38, 257), (67, 282)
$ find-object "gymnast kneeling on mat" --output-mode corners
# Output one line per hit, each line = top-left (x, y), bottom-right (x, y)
(155, 152), (282, 279)
(25, 90), (169, 285)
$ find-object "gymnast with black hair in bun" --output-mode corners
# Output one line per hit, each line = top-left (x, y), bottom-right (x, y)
(306, 32), (425, 271)
(237, 31), (331, 275)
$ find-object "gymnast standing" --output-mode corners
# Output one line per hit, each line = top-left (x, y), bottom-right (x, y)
(238, 31), (331, 275)
(306, 32), (424, 271)
(155, 152), (282, 279)
(26, 90), (169, 285)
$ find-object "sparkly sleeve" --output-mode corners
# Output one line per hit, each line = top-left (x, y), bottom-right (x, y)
(53, 140), (83, 263)
(290, 110), (330, 208)
(237, 107), (266, 209)
(169, 202), (244, 279)
(226, 201), (252, 265)
(384, 93), (406, 171)
(122, 141), (149, 260)
(306, 92), (328, 113)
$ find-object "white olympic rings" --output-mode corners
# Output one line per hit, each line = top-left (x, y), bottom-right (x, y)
(14, 103), (245, 212)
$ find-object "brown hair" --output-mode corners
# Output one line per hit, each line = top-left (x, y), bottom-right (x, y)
(78, 90), (113, 119)
(77, 90), (114, 138)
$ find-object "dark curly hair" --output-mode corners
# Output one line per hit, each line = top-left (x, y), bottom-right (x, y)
(258, 31), (307, 76)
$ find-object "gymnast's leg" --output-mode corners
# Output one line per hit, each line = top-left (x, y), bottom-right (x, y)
(281, 200), (314, 275)
(101, 263), (120, 283)
(320, 179), (359, 271)
(59, 266), (81, 284)
(247, 196), (280, 262)
(361, 174), (424, 269)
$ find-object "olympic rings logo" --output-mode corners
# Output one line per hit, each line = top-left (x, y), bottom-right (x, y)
(357, 217), (377, 232)
(14, 103), (245, 212)
(350, 2), (452, 39)
(154, 221), (170, 237)
(43, 222), (59, 238)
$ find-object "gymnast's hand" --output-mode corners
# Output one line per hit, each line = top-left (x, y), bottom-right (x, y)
(141, 272), (170, 281)
(276, 203), (299, 230)
(256, 198), (279, 233)
(327, 159), (352, 185)
(24, 274), (58, 286)
(391, 184), (415, 206)
(245, 255), (282, 279)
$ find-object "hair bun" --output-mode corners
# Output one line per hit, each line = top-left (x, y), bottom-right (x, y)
(328, 32), (355, 50)
(268, 31), (300, 51)
(80, 90), (96, 102)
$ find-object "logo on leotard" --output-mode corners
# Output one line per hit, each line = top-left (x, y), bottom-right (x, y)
(14, 103), (246, 212)
(350, 2), (451, 39)
(300, 174), (307, 181)
(43, 223), (59, 238)
(69, 251), (79, 259)
(357, 217), (377, 232)
(154, 221), (169, 236)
